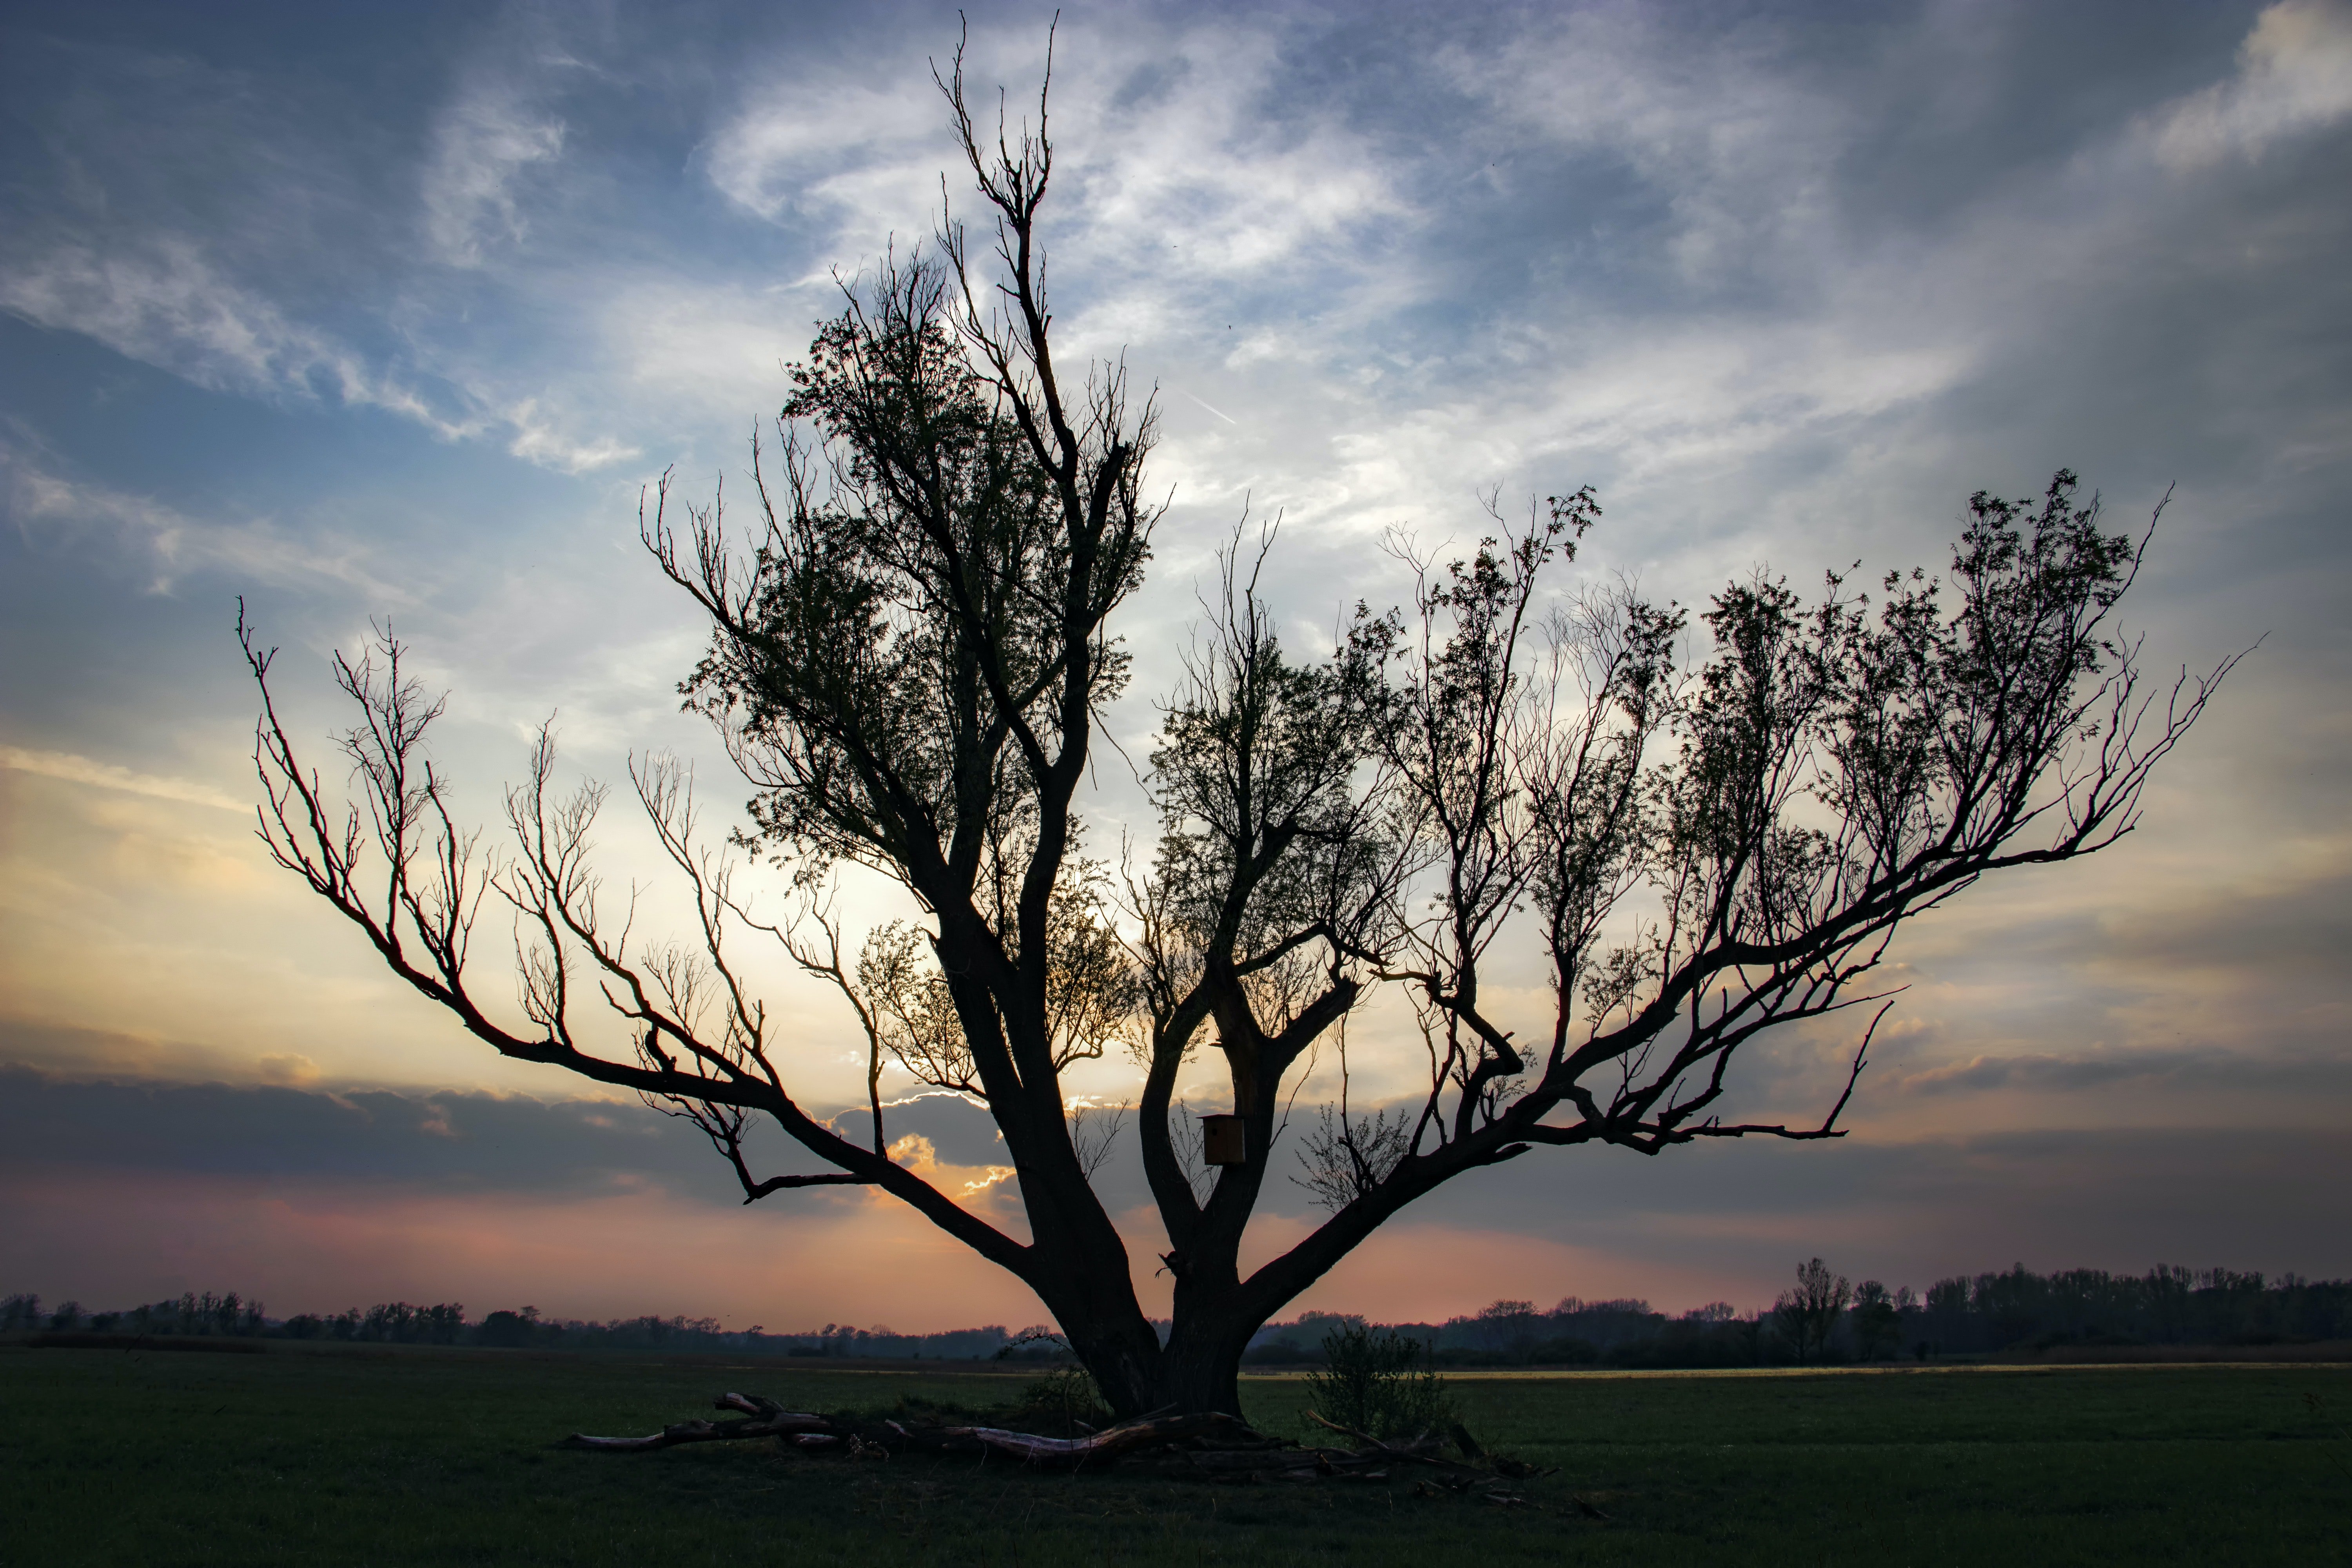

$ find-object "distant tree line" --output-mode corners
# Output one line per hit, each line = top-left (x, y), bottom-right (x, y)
(9, 1261), (2347, 1364)
(1241, 1263), (2352, 1368)
(2, 1290), (267, 1339)
(467, 1307), (1017, 1359)
(1909, 1263), (2350, 1355)
(0, 1290), (1016, 1358)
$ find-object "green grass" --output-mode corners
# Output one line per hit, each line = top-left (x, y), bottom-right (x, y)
(2, 1343), (2347, 1565)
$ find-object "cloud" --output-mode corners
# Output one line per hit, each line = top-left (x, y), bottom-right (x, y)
(1058, 31), (1405, 283)
(828, 1091), (1005, 1168)
(0, 258), (635, 476)
(2153, 0), (2352, 169)
(1884, 1048), (2352, 1100)
(706, 74), (943, 229)
(0, 745), (246, 813)
(0, 1067), (727, 1200)
(5, 1064), (2343, 1323)
(2097, 851), (2352, 982)
(705, 14), (1405, 295)
(423, 86), (567, 267)
(0, 1067), (1041, 1219)
(0, 1020), (272, 1085)
(1380, 1123), (2352, 1306)
(0, 437), (413, 596)
(1438, 6), (1847, 286)
(0, 1164), (1049, 1329)
(0, 240), (469, 434)
(501, 395), (641, 473)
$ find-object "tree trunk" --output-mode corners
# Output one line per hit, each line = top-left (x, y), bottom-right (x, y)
(1156, 1337), (1246, 1419)
(1150, 1307), (1258, 1419)
(1051, 1291), (1256, 1420)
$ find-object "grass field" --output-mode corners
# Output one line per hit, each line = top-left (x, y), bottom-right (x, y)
(3, 1343), (2347, 1566)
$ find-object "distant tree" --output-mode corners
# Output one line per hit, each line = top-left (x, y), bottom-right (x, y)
(477, 1310), (537, 1348)
(241, 34), (2238, 1418)
(1470, 1299), (1544, 1355)
(1776, 1258), (1854, 1363)
(1850, 1280), (1903, 1361)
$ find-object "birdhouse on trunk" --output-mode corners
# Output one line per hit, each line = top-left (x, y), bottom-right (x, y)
(1200, 1113), (1247, 1166)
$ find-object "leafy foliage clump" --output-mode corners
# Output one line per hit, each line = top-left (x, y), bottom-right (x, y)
(1007, 1366), (1114, 1436)
(1303, 1323), (1455, 1441)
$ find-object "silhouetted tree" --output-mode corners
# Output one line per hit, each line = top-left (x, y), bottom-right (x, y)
(241, 34), (2238, 1417)
(1776, 1258), (1854, 1363)
(1850, 1280), (1904, 1361)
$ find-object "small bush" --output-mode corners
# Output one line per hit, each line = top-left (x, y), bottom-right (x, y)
(1009, 1366), (1112, 1435)
(1303, 1323), (1454, 1442)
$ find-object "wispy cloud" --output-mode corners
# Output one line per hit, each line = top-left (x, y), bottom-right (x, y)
(0, 240), (469, 433)
(1438, 7), (1846, 286)
(501, 396), (641, 474)
(0, 746), (246, 813)
(423, 86), (567, 267)
(0, 437), (410, 597)
(704, 15), (1405, 292)
(706, 74), (943, 230)
(0, 240), (642, 475)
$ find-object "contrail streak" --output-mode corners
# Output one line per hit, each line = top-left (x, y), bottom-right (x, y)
(1180, 389), (1239, 425)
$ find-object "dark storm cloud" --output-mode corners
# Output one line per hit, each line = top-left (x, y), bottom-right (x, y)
(0, 1062), (1024, 1209)
(1884, 1048), (2352, 1098)
(7, 1059), (2340, 1310)
(855, 1091), (1009, 1169)
(1377, 1123), (2352, 1296)
(0, 1065), (736, 1198)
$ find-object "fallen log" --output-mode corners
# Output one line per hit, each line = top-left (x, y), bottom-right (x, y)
(564, 1392), (1421, 1483)
(562, 1390), (1579, 1506)
(714, 1392), (835, 1430)
(1306, 1410), (1434, 1454)
(940, 1409), (1247, 1468)
(565, 1393), (847, 1451)
(1303, 1410), (1555, 1499)
(566, 1417), (773, 1452)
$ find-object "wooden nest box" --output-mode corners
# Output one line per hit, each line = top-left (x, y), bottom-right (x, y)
(1200, 1113), (1247, 1166)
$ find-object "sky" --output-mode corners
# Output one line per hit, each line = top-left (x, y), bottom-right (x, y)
(2, 0), (2348, 1333)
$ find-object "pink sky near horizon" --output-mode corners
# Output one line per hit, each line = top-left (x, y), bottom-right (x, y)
(0, 1166), (1800, 1331)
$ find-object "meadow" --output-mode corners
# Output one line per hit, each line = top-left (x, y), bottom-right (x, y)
(2, 1342), (2345, 1566)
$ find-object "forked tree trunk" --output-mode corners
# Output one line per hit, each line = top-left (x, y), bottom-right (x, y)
(1062, 1301), (1257, 1420)
(1044, 1288), (1261, 1420)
